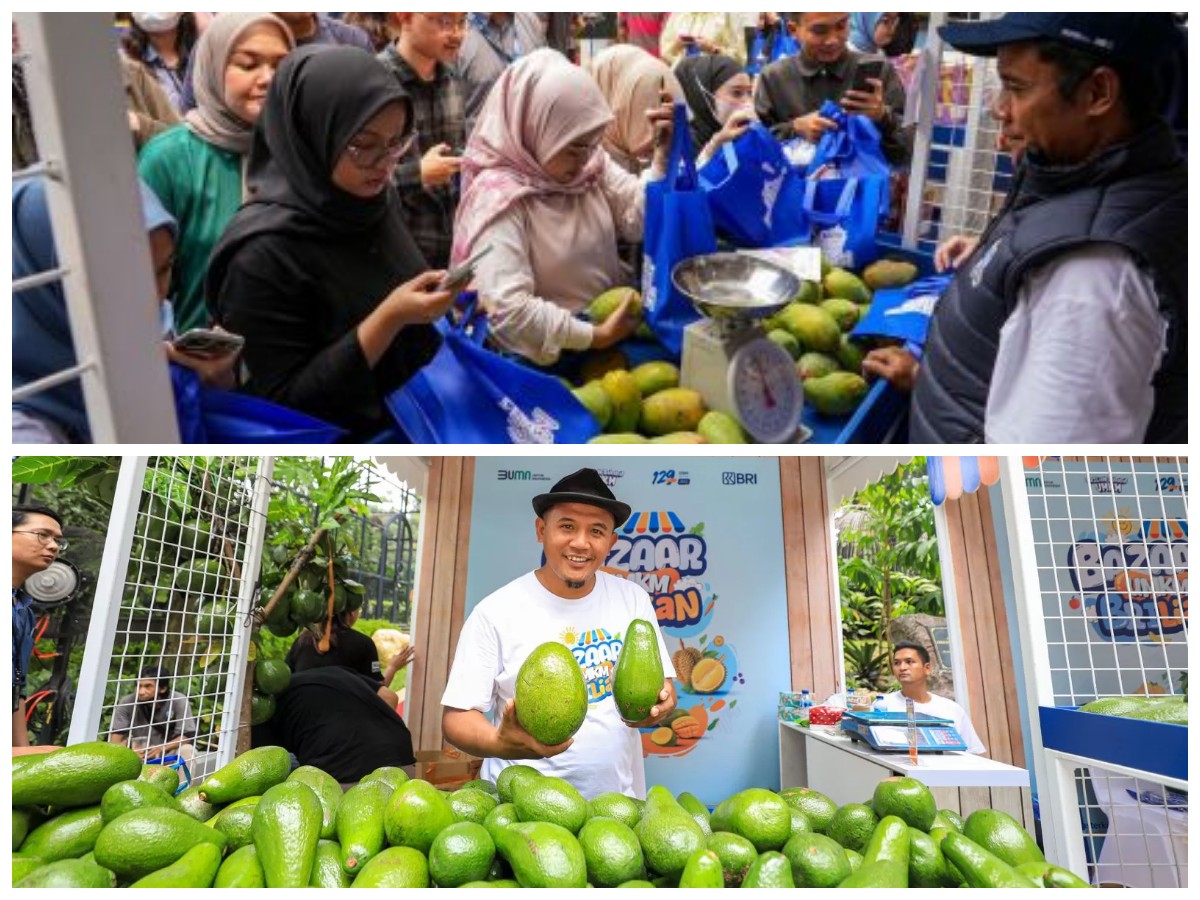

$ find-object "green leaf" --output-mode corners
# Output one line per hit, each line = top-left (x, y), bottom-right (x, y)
(729, 699), (737, 708)
(707, 720), (718, 731)
(689, 522), (705, 536)
(12, 456), (76, 484)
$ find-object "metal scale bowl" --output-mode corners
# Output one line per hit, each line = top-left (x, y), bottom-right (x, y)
(673, 254), (811, 444)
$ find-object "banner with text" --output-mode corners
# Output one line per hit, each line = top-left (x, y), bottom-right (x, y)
(1024, 459), (1188, 703)
(465, 458), (791, 803)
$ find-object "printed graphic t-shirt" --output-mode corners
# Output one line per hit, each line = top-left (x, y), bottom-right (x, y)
(882, 691), (987, 754)
(442, 570), (675, 799)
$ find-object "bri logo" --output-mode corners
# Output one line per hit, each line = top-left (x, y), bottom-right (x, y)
(722, 472), (757, 486)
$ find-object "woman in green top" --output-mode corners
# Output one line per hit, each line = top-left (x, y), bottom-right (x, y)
(138, 12), (294, 332)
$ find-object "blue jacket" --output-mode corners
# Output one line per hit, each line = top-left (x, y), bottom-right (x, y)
(12, 589), (36, 699)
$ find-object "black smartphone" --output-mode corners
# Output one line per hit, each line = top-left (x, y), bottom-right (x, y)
(438, 245), (494, 294)
(172, 329), (245, 355)
(850, 59), (886, 94)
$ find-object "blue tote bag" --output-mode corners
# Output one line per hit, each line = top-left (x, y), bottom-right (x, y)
(747, 27), (800, 76)
(802, 101), (892, 270)
(699, 122), (811, 249)
(385, 309), (601, 445)
(853, 274), (954, 348)
(643, 102), (719, 357)
(170, 365), (346, 444)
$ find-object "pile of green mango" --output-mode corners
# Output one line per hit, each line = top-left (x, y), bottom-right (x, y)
(765, 259), (920, 420)
(572, 258), (922, 441)
(572, 362), (750, 445)
(13, 742), (1091, 888)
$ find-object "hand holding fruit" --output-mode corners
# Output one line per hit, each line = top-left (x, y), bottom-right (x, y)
(591, 292), (642, 351)
(624, 679), (678, 730)
(496, 699), (573, 760)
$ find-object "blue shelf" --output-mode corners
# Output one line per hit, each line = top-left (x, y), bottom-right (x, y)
(1038, 706), (1187, 783)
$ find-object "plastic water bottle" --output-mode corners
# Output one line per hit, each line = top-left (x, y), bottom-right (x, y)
(801, 690), (812, 710)
(873, 694), (887, 713)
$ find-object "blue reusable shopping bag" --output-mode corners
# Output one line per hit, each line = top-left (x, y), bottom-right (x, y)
(699, 122), (811, 249)
(385, 306), (601, 445)
(747, 27), (800, 76)
(643, 102), (719, 357)
(170, 365), (346, 444)
(853, 274), (954, 348)
(802, 100), (892, 270)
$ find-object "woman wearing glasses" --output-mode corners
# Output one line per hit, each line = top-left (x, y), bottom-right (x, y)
(206, 46), (454, 441)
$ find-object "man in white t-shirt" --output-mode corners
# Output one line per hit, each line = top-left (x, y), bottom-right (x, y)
(441, 468), (677, 799)
(881, 642), (986, 755)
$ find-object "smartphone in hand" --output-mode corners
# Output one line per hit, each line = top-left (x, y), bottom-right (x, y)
(172, 329), (245, 355)
(438, 245), (494, 294)
(850, 58), (886, 95)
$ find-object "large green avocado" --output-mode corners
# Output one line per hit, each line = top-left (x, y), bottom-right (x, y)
(612, 619), (665, 724)
(514, 642), (588, 746)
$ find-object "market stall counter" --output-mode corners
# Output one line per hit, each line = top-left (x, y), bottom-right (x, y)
(780, 720), (1030, 813)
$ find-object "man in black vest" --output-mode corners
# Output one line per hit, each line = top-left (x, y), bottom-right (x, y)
(865, 13), (1186, 443)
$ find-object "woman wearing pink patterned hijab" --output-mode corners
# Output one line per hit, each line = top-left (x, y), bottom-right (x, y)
(453, 48), (673, 366)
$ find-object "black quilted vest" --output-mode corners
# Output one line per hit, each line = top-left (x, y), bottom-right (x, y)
(910, 121), (1187, 444)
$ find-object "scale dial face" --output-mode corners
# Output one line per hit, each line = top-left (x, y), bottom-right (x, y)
(727, 337), (804, 444)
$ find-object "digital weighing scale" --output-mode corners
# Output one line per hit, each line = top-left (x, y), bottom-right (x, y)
(839, 710), (969, 753)
(672, 254), (812, 445)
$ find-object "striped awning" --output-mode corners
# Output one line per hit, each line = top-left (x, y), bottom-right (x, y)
(927, 457), (1002, 506)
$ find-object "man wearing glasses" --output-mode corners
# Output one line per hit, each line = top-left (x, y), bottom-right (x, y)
(12, 505), (66, 748)
(379, 13), (469, 269)
(881, 642), (986, 754)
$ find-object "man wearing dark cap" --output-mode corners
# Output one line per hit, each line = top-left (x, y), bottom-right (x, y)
(867, 13), (1186, 443)
(442, 468), (676, 799)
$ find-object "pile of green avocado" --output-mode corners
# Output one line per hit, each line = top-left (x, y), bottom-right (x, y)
(12, 743), (1091, 888)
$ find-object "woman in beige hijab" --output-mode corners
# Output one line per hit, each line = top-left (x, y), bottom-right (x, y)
(453, 49), (673, 367)
(137, 13), (293, 332)
(588, 45), (681, 175)
(451, 48), (676, 367)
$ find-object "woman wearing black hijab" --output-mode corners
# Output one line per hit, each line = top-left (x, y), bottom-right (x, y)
(206, 45), (455, 440)
(675, 53), (756, 166)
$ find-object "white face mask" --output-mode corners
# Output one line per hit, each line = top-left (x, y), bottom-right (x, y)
(715, 98), (757, 127)
(132, 12), (182, 34)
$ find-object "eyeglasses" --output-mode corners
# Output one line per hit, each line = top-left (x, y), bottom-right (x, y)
(420, 13), (468, 34)
(13, 530), (68, 553)
(345, 132), (419, 170)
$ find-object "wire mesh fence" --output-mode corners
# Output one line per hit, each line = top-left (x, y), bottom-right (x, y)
(1023, 457), (1188, 704)
(1073, 765), (1188, 888)
(97, 457), (263, 781)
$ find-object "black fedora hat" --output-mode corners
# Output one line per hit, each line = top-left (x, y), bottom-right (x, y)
(532, 468), (631, 527)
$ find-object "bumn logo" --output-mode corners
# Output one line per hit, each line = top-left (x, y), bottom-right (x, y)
(498, 470), (532, 481)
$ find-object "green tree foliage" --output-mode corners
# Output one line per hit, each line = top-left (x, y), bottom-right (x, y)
(837, 458), (944, 691)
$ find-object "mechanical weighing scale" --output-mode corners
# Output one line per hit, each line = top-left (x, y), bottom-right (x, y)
(839, 710), (969, 753)
(672, 253), (812, 445)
